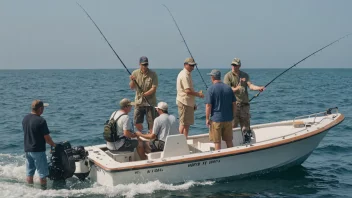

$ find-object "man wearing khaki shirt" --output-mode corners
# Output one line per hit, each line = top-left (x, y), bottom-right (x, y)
(129, 56), (158, 133)
(176, 57), (204, 137)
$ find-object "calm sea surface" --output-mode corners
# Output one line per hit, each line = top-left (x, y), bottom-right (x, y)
(0, 68), (351, 198)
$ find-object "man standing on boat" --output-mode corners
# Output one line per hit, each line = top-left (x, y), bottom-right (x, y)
(224, 58), (265, 130)
(176, 57), (204, 137)
(129, 56), (158, 133)
(107, 98), (147, 160)
(136, 101), (178, 152)
(205, 70), (236, 150)
(22, 100), (56, 187)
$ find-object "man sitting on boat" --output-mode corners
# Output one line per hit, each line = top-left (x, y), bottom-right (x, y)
(106, 98), (146, 160)
(136, 102), (178, 153)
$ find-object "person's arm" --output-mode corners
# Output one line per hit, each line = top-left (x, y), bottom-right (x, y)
(44, 134), (56, 147)
(232, 102), (236, 118)
(41, 120), (55, 147)
(205, 89), (212, 126)
(185, 88), (204, 98)
(247, 81), (265, 91)
(224, 74), (240, 93)
(123, 116), (136, 138)
(129, 70), (137, 90)
(136, 118), (159, 139)
(136, 132), (156, 140)
(143, 87), (156, 97)
(205, 104), (212, 127)
(181, 75), (204, 98)
(123, 130), (136, 138)
(129, 78), (136, 90)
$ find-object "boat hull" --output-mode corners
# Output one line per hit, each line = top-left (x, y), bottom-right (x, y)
(89, 129), (328, 186)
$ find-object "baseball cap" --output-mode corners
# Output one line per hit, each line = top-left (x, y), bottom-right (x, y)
(207, 69), (221, 79)
(231, 58), (241, 66)
(139, 56), (149, 65)
(31, 100), (49, 110)
(155, 102), (168, 111)
(119, 98), (135, 108)
(184, 57), (196, 66)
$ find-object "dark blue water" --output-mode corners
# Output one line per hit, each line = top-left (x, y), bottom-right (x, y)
(0, 69), (351, 198)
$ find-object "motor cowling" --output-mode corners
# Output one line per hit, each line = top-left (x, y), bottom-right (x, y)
(48, 141), (89, 181)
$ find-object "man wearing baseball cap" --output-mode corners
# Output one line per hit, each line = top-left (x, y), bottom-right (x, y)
(176, 57), (204, 137)
(22, 100), (56, 187)
(107, 98), (146, 159)
(205, 70), (236, 150)
(223, 58), (265, 131)
(129, 56), (159, 134)
(136, 101), (178, 152)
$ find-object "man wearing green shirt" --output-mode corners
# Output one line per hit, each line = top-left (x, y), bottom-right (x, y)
(129, 56), (158, 133)
(223, 58), (265, 130)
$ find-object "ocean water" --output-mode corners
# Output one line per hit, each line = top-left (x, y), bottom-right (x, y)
(0, 68), (351, 198)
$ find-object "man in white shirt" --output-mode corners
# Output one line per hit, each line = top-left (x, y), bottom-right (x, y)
(136, 102), (178, 152)
(176, 57), (204, 137)
(107, 98), (146, 160)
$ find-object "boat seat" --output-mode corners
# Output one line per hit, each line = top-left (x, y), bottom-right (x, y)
(146, 151), (162, 160)
(161, 134), (190, 158)
(105, 150), (135, 162)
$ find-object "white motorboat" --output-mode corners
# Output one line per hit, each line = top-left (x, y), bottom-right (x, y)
(49, 107), (344, 186)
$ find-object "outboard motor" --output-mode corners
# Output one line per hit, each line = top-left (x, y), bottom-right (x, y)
(242, 127), (253, 144)
(48, 141), (90, 181)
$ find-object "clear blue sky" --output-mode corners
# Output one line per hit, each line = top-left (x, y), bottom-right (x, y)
(0, 0), (351, 69)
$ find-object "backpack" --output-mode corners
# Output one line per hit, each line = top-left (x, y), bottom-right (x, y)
(103, 111), (126, 142)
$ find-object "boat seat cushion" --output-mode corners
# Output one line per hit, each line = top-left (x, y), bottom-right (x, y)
(146, 151), (162, 160)
(161, 134), (190, 158)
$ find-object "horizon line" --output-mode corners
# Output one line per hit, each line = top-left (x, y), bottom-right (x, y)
(0, 67), (351, 70)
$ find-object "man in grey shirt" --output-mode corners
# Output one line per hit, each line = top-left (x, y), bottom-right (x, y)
(136, 102), (178, 151)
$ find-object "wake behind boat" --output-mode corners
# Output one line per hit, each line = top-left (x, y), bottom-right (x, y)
(48, 107), (344, 186)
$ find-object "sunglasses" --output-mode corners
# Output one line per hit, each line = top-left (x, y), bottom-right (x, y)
(189, 64), (195, 67)
(231, 64), (240, 67)
(141, 64), (149, 66)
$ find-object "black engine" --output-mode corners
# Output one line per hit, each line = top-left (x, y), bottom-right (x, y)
(48, 141), (89, 181)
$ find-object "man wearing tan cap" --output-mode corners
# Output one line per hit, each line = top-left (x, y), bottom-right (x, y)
(107, 98), (146, 160)
(176, 57), (204, 137)
(224, 58), (265, 131)
(129, 56), (158, 134)
(136, 102), (178, 152)
(22, 100), (56, 187)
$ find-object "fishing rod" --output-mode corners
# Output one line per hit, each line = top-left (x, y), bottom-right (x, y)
(76, 3), (153, 107)
(249, 33), (352, 102)
(163, 4), (208, 90)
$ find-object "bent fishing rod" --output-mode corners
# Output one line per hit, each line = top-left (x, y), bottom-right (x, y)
(249, 33), (352, 102)
(76, 3), (153, 107)
(163, 4), (208, 90)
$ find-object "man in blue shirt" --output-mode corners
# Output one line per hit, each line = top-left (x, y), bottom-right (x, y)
(22, 100), (56, 187)
(205, 70), (236, 150)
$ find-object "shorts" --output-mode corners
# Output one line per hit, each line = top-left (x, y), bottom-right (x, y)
(134, 106), (157, 129)
(107, 139), (139, 152)
(177, 102), (194, 126)
(233, 103), (250, 129)
(209, 121), (233, 143)
(25, 152), (49, 179)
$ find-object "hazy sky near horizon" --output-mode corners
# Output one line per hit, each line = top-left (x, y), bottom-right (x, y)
(0, 0), (351, 69)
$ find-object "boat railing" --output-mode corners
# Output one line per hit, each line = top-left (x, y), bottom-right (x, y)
(253, 108), (339, 145)
(293, 107), (339, 127)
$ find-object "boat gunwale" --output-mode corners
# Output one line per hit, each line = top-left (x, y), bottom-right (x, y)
(90, 113), (344, 172)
